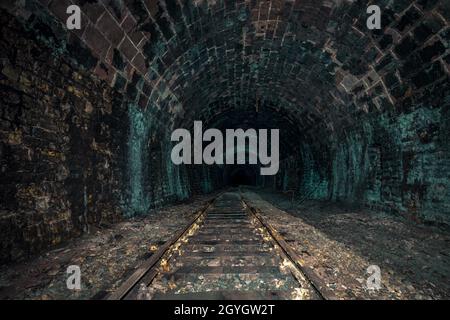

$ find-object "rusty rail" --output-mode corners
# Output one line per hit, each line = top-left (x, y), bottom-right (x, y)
(242, 198), (337, 300)
(106, 191), (333, 300)
(105, 197), (217, 300)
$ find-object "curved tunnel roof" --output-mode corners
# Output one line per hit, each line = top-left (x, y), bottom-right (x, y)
(136, 0), (368, 138)
(18, 0), (447, 154)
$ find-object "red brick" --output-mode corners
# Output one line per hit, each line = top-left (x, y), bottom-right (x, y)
(125, 64), (135, 81)
(118, 36), (138, 62)
(138, 93), (149, 110)
(93, 62), (116, 85)
(83, 24), (111, 60)
(96, 10), (124, 46)
(130, 31), (146, 48)
(48, 0), (72, 22)
(132, 53), (147, 75)
(120, 13), (137, 33)
(78, 1), (104, 24)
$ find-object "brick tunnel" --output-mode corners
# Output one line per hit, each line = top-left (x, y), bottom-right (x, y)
(0, 0), (449, 300)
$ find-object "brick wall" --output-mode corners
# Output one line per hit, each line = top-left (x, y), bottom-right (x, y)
(0, 9), (128, 262)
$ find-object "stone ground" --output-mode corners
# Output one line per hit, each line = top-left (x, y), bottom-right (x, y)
(241, 188), (450, 299)
(0, 193), (218, 300)
(0, 189), (449, 300)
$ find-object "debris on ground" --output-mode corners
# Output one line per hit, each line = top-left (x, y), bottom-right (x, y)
(0, 193), (218, 300)
(242, 189), (450, 299)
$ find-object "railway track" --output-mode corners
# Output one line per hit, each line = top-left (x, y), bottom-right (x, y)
(106, 191), (335, 300)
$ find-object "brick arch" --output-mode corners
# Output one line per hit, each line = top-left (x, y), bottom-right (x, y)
(0, 0), (449, 263)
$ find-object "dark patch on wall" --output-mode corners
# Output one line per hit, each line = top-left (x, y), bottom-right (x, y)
(0, 9), (127, 263)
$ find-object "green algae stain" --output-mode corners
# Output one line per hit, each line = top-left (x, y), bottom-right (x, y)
(299, 143), (328, 200)
(164, 141), (190, 200)
(225, 18), (235, 29)
(127, 104), (151, 216)
(126, 104), (192, 216)
(250, 62), (259, 73)
(238, 7), (248, 22)
(201, 167), (213, 193)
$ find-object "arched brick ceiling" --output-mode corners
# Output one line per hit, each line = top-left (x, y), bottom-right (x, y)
(22, 0), (448, 156)
(129, 0), (351, 136)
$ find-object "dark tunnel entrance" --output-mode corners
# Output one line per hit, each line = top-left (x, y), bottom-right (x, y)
(229, 168), (256, 186)
(224, 165), (258, 186)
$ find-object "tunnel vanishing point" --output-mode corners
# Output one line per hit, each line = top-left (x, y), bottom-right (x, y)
(0, 0), (449, 300)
